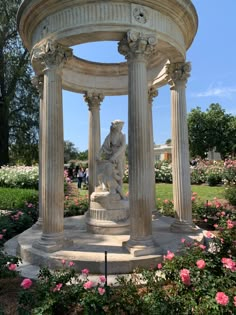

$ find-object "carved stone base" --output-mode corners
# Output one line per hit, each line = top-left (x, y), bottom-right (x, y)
(32, 232), (73, 253)
(123, 237), (162, 257)
(86, 191), (130, 234)
(31, 218), (43, 230)
(170, 219), (199, 233)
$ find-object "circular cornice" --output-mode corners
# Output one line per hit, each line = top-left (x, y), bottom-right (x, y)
(17, 0), (198, 52)
(17, 0), (198, 95)
(60, 54), (169, 95)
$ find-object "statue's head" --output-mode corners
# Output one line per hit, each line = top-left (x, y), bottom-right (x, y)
(111, 120), (124, 131)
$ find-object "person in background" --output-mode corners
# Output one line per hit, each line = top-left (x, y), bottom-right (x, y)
(77, 167), (85, 188)
(85, 167), (89, 185)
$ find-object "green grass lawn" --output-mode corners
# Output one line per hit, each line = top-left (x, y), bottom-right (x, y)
(123, 183), (225, 202)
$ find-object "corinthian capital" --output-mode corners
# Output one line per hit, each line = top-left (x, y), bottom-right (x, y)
(118, 30), (157, 61)
(166, 62), (191, 87)
(84, 91), (104, 110)
(31, 40), (73, 72)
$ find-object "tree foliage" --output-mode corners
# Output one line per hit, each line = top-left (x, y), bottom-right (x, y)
(64, 141), (79, 163)
(188, 103), (236, 159)
(78, 150), (88, 161)
(0, 0), (39, 166)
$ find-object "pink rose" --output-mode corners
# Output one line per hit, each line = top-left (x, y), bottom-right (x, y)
(199, 244), (206, 250)
(98, 287), (105, 295)
(21, 278), (33, 289)
(164, 250), (175, 261)
(180, 269), (191, 286)
(206, 231), (213, 238)
(221, 258), (236, 271)
(191, 197), (196, 201)
(53, 283), (63, 292)
(181, 238), (186, 243)
(99, 275), (106, 283)
(82, 268), (89, 275)
(2, 229), (7, 233)
(69, 261), (75, 267)
(8, 263), (17, 271)
(61, 259), (66, 265)
(0, 234), (3, 240)
(227, 220), (234, 229)
(83, 280), (94, 289)
(234, 296), (236, 307)
(196, 259), (206, 269)
(215, 292), (229, 305)
(157, 263), (162, 269)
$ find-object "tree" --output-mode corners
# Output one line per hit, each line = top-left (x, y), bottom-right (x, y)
(64, 141), (79, 163)
(78, 150), (88, 161)
(188, 104), (236, 159)
(0, 0), (39, 166)
(188, 107), (208, 158)
(165, 139), (172, 145)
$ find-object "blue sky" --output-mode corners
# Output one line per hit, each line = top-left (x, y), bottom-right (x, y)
(63, 0), (236, 152)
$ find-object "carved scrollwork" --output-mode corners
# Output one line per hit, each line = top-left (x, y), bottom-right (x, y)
(31, 40), (73, 72)
(133, 7), (148, 24)
(166, 62), (191, 86)
(84, 91), (104, 109)
(148, 87), (158, 104)
(118, 31), (157, 61)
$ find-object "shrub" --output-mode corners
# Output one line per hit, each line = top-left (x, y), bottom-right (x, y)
(0, 166), (39, 189)
(64, 196), (89, 217)
(157, 199), (175, 217)
(225, 185), (236, 206)
(190, 167), (207, 184)
(16, 212), (236, 314)
(155, 161), (172, 183)
(223, 160), (236, 185)
(0, 250), (21, 279)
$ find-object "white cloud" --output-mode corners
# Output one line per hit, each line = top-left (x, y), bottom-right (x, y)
(192, 86), (236, 98)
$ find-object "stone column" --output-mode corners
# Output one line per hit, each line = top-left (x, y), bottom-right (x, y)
(31, 75), (44, 228)
(31, 40), (73, 252)
(148, 87), (158, 213)
(84, 91), (104, 197)
(118, 31), (160, 256)
(166, 62), (195, 232)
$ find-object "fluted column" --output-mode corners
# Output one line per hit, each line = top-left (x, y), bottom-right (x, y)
(31, 75), (44, 228)
(31, 40), (73, 251)
(118, 31), (160, 256)
(84, 91), (103, 197)
(166, 62), (195, 232)
(148, 87), (158, 213)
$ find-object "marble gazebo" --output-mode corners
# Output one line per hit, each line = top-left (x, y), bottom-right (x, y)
(13, 0), (204, 273)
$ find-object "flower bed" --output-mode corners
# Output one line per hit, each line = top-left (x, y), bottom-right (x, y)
(11, 210), (235, 314)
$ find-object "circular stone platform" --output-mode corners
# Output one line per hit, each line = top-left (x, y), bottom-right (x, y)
(6, 214), (205, 274)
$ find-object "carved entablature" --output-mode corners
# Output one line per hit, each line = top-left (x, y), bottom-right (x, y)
(166, 62), (191, 87)
(84, 91), (104, 110)
(118, 31), (157, 62)
(31, 40), (73, 73)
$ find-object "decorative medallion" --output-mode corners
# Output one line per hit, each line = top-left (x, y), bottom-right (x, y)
(133, 7), (148, 24)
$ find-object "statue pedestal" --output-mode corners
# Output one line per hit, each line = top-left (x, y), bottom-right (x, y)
(86, 191), (130, 235)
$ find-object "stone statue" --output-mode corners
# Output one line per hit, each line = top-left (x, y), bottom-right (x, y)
(96, 120), (126, 199)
